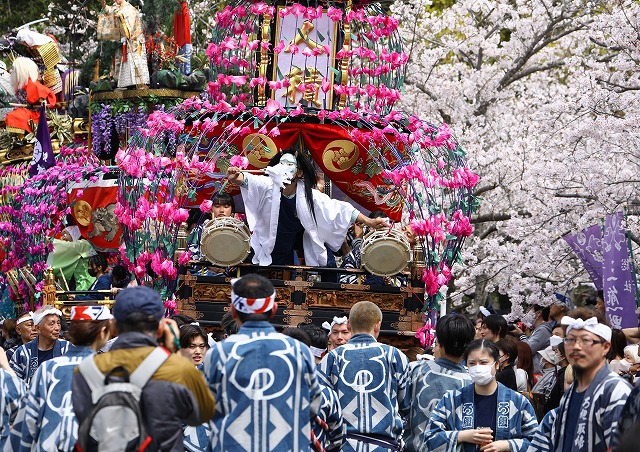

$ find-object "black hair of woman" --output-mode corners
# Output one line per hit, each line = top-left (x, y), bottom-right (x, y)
(212, 192), (236, 214)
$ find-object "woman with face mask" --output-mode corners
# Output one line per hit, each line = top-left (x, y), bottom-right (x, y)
(425, 339), (539, 452)
(531, 346), (561, 398)
(495, 336), (519, 391)
(543, 339), (572, 414)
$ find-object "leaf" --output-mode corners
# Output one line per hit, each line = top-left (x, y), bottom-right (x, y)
(329, 66), (341, 77)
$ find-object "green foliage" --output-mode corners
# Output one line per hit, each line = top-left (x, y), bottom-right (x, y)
(426, 0), (457, 13)
(79, 41), (119, 89)
(0, 0), (50, 36)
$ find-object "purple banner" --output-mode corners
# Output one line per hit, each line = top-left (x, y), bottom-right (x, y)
(563, 224), (604, 290)
(29, 104), (55, 177)
(602, 212), (639, 329)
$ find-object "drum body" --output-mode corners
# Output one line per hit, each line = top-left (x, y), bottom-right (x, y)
(361, 229), (411, 277)
(200, 218), (251, 266)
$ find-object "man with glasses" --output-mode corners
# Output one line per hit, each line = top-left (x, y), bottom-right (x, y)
(545, 309), (631, 451)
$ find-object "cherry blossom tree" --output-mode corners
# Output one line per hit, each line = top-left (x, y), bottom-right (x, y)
(391, 0), (640, 317)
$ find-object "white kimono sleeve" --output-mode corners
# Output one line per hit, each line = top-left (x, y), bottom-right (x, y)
(240, 173), (280, 266)
(310, 190), (356, 251)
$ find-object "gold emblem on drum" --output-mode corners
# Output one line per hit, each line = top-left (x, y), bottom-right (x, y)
(244, 134), (278, 168)
(322, 140), (359, 172)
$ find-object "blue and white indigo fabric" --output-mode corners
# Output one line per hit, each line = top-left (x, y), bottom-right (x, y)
(425, 382), (538, 452)
(9, 338), (70, 383)
(317, 333), (410, 451)
(0, 369), (25, 450)
(204, 320), (321, 451)
(548, 365), (630, 452)
(8, 345), (93, 452)
(404, 357), (472, 451)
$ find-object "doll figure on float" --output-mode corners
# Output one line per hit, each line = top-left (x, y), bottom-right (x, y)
(98, 0), (150, 88)
(5, 57), (56, 134)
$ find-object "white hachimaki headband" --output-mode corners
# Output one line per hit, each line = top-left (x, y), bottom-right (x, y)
(230, 278), (276, 314)
(322, 316), (348, 331)
(560, 316), (612, 342)
(32, 307), (62, 325)
(310, 346), (326, 358)
(17, 312), (34, 325)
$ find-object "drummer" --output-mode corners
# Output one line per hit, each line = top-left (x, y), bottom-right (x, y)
(187, 193), (237, 276)
(339, 213), (416, 286)
(211, 193), (236, 219)
(227, 149), (387, 267)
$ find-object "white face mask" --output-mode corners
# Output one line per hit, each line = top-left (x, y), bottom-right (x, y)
(468, 364), (495, 385)
(277, 154), (297, 181)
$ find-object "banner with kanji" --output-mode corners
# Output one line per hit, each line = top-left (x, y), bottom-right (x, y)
(563, 224), (604, 290)
(602, 212), (639, 329)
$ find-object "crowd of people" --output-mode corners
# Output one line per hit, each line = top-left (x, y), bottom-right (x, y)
(0, 274), (639, 451)
(0, 147), (638, 451)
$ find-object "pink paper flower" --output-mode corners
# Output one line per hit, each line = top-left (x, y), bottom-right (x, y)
(200, 200), (213, 213)
(327, 6), (343, 21)
(415, 321), (435, 348)
(265, 99), (284, 116)
(230, 155), (249, 169)
(269, 127), (281, 137)
(178, 251), (191, 266)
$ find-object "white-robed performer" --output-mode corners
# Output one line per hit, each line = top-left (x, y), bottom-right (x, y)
(227, 150), (387, 267)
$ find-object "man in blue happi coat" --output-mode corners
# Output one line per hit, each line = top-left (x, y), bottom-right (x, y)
(318, 300), (410, 451)
(9, 305), (69, 383)
(548, 310), (631, 451)
(204, 274), (322, 451)
(0, 347), (24, 449)
(404, 313), (476, 451)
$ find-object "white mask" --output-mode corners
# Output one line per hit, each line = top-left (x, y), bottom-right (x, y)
(277, 154), (297, 181)
(468, 364), (495, 385)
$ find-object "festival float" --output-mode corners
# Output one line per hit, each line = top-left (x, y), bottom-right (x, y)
(0, 0), (478, 345)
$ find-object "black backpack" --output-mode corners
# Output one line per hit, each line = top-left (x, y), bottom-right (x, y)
(75, 347), (170, 452)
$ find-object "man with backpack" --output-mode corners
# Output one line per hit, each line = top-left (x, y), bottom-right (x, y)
(72, 286), (215, 452)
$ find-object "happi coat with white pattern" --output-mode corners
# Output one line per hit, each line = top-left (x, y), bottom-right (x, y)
(313, 383), (345, 451)
(548, 365), (631, 452)
(425, 382), (538, 452)
(404, 357), (472, 452)
(204, 321), (321, 451)
(317, 333), (410, 451)
(530, 408), (557, 452)
(7, 345), (93, 452)
(0, 369), (25, 450)
(9, 337), (70, 383)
